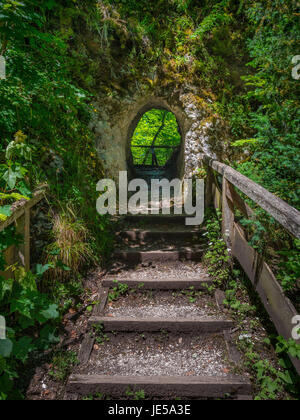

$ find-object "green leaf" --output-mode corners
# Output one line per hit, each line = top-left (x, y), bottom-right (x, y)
(3, 168), (17, 189)
(56, 260), (71, 271)
(40, 304), (59, 320)
(36, 264), (53, 277)
(12, 337), (33, 362)
(0, 205), (12, 218)
(278, 371), (293, 385)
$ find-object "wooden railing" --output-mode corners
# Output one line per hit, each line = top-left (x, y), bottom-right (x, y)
(0, 187), (47, 275)
(132, 144), (180, 167)
(202, 155), (300, 375)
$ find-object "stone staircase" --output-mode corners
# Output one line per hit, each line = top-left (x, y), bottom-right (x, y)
(66, 215), (252, 400)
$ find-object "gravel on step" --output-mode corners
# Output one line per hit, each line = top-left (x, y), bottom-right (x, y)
(76, 333), (231, 378)
(105, 291), (224, 320)
(106, 261), (209, 280)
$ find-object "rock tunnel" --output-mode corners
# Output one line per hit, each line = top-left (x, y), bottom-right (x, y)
(127, 106), (184, 183)
(91, 94), (224, 183)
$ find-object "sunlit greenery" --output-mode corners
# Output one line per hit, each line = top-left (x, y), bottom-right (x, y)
(0, 0), (299, 400)
(131, 109), (181, 166)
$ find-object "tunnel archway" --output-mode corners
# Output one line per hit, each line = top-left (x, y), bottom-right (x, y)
(127, 106), (184, 182)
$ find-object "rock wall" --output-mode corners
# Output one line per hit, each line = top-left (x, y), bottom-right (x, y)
(90, 86), (229, 181)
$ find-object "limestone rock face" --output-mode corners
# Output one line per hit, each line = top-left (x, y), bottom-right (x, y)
(90, 87), (229, 181)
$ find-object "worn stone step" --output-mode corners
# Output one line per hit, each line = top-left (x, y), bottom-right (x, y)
(102, 277), (212, 290)
(117, 229), (205, 242)
(103, 289), (222, 319)
(67, 375), (252, 398)
(125, 214), (193, 224)
(114, 249), (204, 263)
(88, 317), (234, 333)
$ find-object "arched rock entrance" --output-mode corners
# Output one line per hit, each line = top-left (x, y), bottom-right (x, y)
(91, 93), (224, 183)
(127, 105), (184, 182)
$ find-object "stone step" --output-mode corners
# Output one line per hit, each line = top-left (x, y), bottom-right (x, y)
(88, 316), (234, 333)
(102, 277), (212, 290)
(114, 249), (204, 263)
(103, 289), (222, 319)
(67, 375), (252, 399)
(117, 229), (205, 242)
(125, 214), (193, 224)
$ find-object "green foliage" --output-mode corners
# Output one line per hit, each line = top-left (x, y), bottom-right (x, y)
(0, 264), (60, 399)
(49, 350), (79, 382)
(131, 109), (181, 166)
(202, 209), (231, 288)
(180, 286), (203, 303)
(277, 240), (300, 293)
(0, 0), (299, 401)
(125, 387), (146, 400)
(228, 1), (300, 210)
(241, 336), (300, 400)
(108, 280), (129, 302)
(92, 323), (110, 345)
(0, 0), (108, 242)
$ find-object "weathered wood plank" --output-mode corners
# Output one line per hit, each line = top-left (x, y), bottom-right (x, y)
(212, 182), (222, 210)
(0, 189), (46, 233)
(205, 157), (300, 238)
(78, 287), (108, 365)
(78, 335), (95, 365)
(88, 317), (235, 333)
(102, 277), (212, 290)
(14, 214), (25, 268)
(226, 182), (255, 220)
(232, 223), (300, 375)
(222, 178), (234, 246)
(114, 249), (204, 263)
(24, 208), (30, 271)
(215, 290), (226, 311)
(92, 286), (108, 317)
(67, 375), (252, 398)
(224, 331), (242, 365)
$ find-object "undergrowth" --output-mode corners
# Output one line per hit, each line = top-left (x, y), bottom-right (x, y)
(203, 209), (300, 400)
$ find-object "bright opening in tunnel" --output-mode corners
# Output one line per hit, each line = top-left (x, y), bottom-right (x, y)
(130, 109), (182, 181)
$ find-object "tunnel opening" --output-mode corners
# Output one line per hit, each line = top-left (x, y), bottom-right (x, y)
(129, 108), (182, 183)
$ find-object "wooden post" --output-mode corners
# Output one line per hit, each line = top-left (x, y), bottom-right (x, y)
(205, 167), (214, 208)
(213, 182), (222, 211)
(24, 208), (30, 271)
(15, 214), (26, 268)
(222, 178), (234, 247)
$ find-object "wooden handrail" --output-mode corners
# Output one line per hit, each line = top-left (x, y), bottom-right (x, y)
(201, 155), (300, 376)
(203, 156), (300, 239)
(0, 186), (48, 272)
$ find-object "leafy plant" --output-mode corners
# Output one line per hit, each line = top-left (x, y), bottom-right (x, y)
(49, 350), (79, 382)
(202, 210), (231, 289)
(125, 387), (146, 400)
(92, 323), (110, 345)
(45, 206), (96, 282)
(108, 280), (129, 302)
(240, 336), (300, 400)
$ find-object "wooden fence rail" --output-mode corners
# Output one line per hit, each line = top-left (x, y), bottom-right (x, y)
(202, 155), (300, 375)
(0, 188), (47, 275)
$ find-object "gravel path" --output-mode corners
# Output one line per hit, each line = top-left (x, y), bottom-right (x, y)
(107, 261), (210, 280)
(105, 291), (225, 319)
(78, 333), (231, 377)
